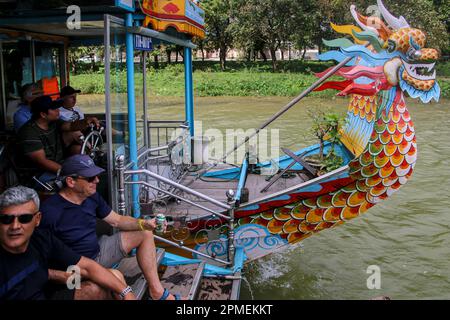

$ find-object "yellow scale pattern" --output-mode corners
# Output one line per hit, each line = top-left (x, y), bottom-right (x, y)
(340, 95), (377, 156)
(239, 92), (417, 245)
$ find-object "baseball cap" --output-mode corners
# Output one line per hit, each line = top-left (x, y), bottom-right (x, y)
(61, 155), (105, 178)
(60, 85), (81, 97)
(30, 95), (62, 116)
(21, 83), (43, 100)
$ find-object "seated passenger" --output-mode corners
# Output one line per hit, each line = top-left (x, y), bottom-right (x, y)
(58, 86), (85, 155)
(40, 155), (183, 300)
(0, 186), (136, 300)
(58, 85), (123, 139)
(15, 95), (100, 189)
(13, 83), (43, 132)
(58, 85), (84, 122)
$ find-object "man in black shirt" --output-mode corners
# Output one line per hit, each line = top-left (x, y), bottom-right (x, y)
(0, 186), (136, 300)
(15, 95), (100, 188)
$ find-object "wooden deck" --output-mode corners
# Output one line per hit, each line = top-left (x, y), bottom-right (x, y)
(143, 163), (311, 220)
(118, 250), (241, 300)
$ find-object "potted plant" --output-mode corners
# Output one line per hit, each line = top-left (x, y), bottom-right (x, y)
(306, 109), (345, 175)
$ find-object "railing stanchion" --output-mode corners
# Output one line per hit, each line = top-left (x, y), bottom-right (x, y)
(226, 190), (236, 266)
(116, 155), (126, 216)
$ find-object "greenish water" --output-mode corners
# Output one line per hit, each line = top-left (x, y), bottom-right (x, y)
(79, 95), (450, 300)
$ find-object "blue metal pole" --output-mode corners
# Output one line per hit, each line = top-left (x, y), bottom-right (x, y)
(234, 156), (248, 205)
(184, 47), (194, 137)
(125, 13), (140, 217)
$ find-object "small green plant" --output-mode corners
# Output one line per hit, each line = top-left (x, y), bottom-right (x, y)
(321, 149), (344, 173)
(308, 108), (345, 174)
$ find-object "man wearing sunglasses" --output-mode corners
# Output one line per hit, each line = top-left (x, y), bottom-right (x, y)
(39, 154), (182, 300)
(0, 186), (136, 300)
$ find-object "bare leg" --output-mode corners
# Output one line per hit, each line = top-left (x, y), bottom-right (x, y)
(120, 231), (180, 300)
(74, 269), (126, 300)
(74, 281), (111, 300)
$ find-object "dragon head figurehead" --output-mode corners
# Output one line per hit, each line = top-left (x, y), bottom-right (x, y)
(316, 0), (441, 103)
(385, 27), (439, 92)
(374, 0), (440, 100)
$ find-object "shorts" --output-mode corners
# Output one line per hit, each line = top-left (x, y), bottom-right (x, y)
(95, 232), (128, 268)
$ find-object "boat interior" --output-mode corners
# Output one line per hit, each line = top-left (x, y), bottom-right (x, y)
(0, 1), (357, 300)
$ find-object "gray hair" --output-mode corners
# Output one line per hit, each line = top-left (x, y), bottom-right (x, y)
(21, 83), (37, 101)
(0, 186), (40, 212)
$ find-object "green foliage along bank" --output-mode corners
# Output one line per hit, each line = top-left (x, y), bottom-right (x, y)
(70, 60), (450, 98)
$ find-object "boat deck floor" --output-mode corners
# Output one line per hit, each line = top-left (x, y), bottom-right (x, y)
(151, 163), (310, 220)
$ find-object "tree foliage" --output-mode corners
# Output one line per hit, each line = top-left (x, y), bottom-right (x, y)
(201, 0), (235, 70)
(198, 0), (449, 70)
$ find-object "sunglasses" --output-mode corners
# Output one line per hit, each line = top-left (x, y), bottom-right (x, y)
(74, 175), (98, 183)
(0, 212), (39, 225)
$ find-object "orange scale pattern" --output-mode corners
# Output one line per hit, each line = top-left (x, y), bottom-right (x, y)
(237, 89), (417, 245)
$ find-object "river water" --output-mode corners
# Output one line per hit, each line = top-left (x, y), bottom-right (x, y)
(80, 94), (450, 299)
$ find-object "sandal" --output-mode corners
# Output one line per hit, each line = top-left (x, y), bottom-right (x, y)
(158, 288), (181, 300)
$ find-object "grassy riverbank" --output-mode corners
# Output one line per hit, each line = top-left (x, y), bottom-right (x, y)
(70, 60), (450, 98)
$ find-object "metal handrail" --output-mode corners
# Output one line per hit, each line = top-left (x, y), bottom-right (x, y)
(147, 121), (189, 153)
(124, 169), (232, 210)
(137, 145), (169, 162)
(126, 180), (231, 221)
(147, 120), (187, 124)
(153, 234), (231, 265)
(116, 155), (235, 267)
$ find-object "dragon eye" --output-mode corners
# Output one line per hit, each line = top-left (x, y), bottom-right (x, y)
(407, 47), (421, 61)
(387, 40), (397, 53)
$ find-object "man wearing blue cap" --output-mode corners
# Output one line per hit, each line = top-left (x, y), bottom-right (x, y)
(15, 95), (100, 188)
(39, 154), (182, 300)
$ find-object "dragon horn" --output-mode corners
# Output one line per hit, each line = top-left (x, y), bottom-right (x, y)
(350, 5), (379, 35)
(377, 0), (409, 30)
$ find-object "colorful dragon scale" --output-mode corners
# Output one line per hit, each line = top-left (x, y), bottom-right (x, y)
(236, 0), (440, 250)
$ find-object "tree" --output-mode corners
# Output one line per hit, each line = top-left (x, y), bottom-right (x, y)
(193, 37), (207, 61)
(314, 0), (449, 54)
(235, 0), (286, 71)
(288, 0), (320, 60)
(233, 0), (313, 71)
(202, 0), (236, 70)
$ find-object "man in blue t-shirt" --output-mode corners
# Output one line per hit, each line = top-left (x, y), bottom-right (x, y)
(0, 186), (136, 300)
(40, 154), (182, 300)
(13, 83), (43, 132)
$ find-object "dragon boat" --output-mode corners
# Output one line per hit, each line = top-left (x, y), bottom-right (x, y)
(129, 0), (441, 264)
(0, 0), (441, 300)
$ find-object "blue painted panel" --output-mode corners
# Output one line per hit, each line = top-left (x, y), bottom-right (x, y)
(185, 0), (205, 26)
(204, 142), (354, 180)
(116, 0), (135, 12)
(134, 35), (153, 51)
(161, 252), (234, 276)
(235, 157), (248, 202)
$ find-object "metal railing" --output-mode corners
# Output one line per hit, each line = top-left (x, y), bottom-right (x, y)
(116, 155), (237, 267)
(148, 120), (188, 151)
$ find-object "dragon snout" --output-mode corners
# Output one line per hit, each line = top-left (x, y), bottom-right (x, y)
(418, 48), (440, 62)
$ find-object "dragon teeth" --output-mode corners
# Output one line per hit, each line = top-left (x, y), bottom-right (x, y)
(403, 61), (436, 81)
